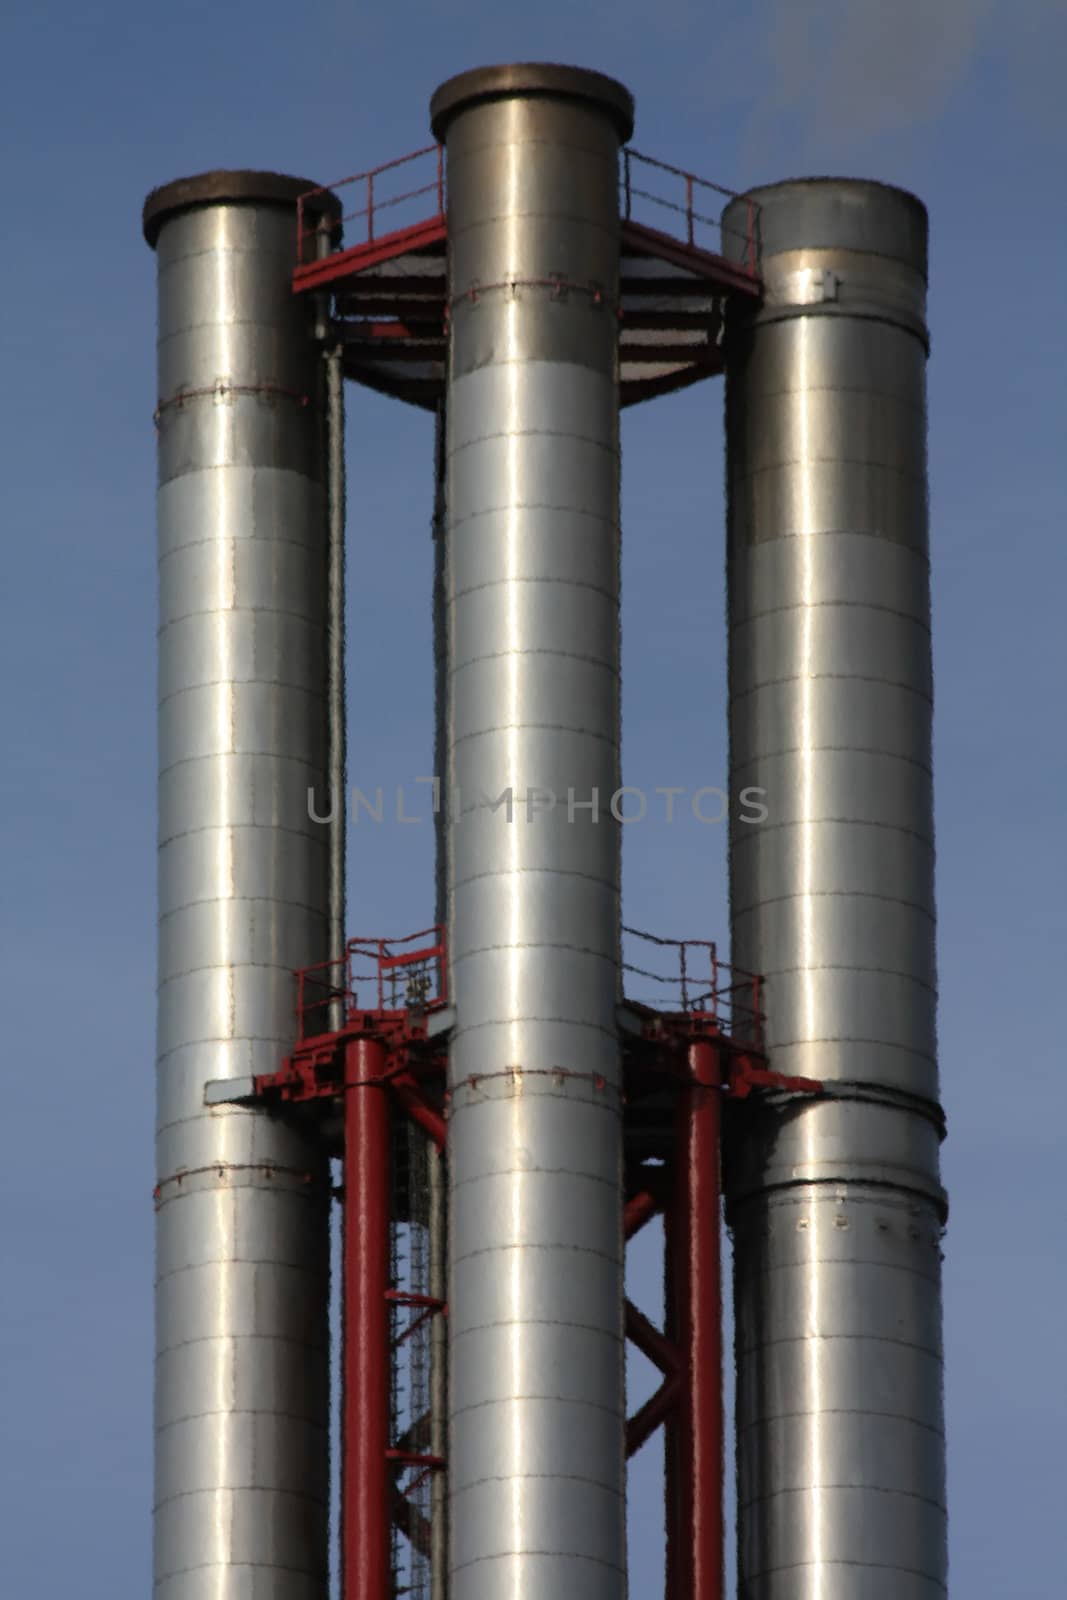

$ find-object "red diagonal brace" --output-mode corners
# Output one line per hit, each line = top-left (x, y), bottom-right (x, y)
(627, 1372), (683, 1459)
(625, 1297), (679, 1376)
(624, 1187), (660, 1240)
(391, 1484), (432, 1561)
(391, 1069), (447, 1149)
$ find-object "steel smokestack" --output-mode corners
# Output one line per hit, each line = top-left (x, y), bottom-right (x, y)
(720, 179), (948, 1598)
(430, 63), (634, 1600)
(144, 171), (341, 1600)
(140, 101), (953, 1600)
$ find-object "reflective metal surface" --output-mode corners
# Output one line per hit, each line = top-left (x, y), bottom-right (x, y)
(436, 69), (630, 1600)
(430, 400), (450, 1600)
(721, 181), (947, 1598)
(430, 62), (633, 144)
(149, 180), (333, 1600)
(326, 342), (347, 1019)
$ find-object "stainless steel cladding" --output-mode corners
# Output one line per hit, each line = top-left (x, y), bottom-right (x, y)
(431, 65), (634, 1600)
(144, 172), (338, 1600)
(721, 181), (948, 1599)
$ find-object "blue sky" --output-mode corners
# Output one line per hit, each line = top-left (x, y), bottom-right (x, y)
(1, 2), (1064, 1595)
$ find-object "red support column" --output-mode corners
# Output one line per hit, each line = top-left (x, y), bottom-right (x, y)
(664, 1190), (681, 1600)
(343, 1036), (392, 1600)
(666, 1039), (725, 1600)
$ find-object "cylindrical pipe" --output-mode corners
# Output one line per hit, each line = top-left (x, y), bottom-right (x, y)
(429, 397), (449, 1600)
(343, 1038), (392, 1600)
(431, 63), (634, 1600)
(664, 1162), (680, 1600)
(665, 1042), (724, 1600)
(431, 397), (448, 936)
(143, 170), (339, 1600)
(428, 1135), (448, 1600)
(685, 1043), (725, 1600)
(326, 341), (347, 1019)
(720, 180), (947, 1599)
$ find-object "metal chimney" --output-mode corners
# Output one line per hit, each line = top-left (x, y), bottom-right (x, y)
(430, 64), (634, 1600)
(720, 180), (948, 1598)
(144, 171), (341, 1600)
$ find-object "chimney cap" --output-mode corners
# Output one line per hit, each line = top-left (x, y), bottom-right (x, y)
(430, 63), (634, 142)
(142, 169), (342, 248)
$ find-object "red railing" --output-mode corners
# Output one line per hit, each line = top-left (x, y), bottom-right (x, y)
(621, 149), (759, 276)
(294, 924), (760, 1046)
(296, 143), (759, 278)
(296, 145), (446, 267)
(294, 926), (448, 1041)
(622, 925), (765, 1047)
(295, 924), (761, 1044)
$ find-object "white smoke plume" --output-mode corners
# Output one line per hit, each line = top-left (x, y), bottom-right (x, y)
(724, 0), (1066, 174)
(733, 0), (997, 169)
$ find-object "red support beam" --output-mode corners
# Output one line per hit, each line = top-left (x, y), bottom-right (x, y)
(621, 218), (762, 297)
(293, 215), (447, 294)
(665, 1040), (725, 1600)
(624, 1187), (660, 1240)
(625, 1296), (679, 1377)
(256, 921), (780, 1600)
(391, 1484), (432, 1561)
(391, 1070), (447, 1150)
(343, 1037), (392, 1600)
(626, 1372), (682, 1460)
(343, 320), (444, 340)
